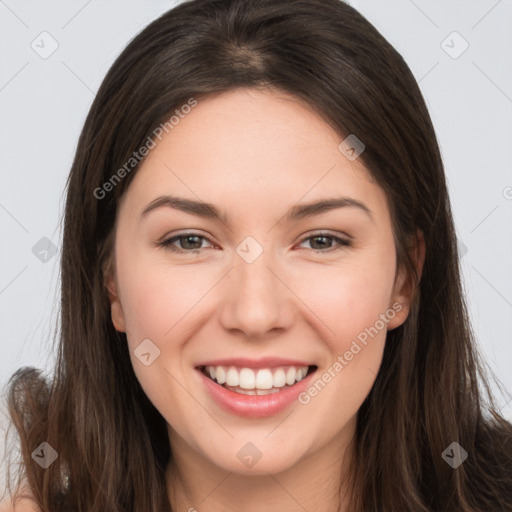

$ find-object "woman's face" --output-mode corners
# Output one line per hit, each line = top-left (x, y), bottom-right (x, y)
(106, 88), (416, 476)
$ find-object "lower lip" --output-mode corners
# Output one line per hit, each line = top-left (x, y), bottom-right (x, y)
(197, 367), (316, 418)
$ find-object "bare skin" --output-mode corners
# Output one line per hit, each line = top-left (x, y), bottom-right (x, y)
(0, 483), (40, 512)
(106, 87), (425, 512)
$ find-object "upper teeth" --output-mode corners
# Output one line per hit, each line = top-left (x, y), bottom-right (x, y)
(205, 365), (309, 390)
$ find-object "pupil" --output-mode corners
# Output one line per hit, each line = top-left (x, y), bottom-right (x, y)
(312, 236), (329, 249)
(183, 236), (201, 249)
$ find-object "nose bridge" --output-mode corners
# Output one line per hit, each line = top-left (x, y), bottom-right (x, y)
(218, 236), (294, 337)
(237, 241), (276, 295)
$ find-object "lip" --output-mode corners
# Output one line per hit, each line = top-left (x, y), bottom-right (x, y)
(195, 356), (313, 369)
(196, 365), (317, 418)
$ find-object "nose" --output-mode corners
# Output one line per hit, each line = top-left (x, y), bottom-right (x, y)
(218, 247), (296, 340)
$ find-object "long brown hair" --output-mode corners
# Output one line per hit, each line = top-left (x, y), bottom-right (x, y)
(2, 0), (511, 510)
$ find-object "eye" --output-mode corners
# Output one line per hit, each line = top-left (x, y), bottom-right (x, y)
(157, 232), (214, 253)
(297, 233), (352, 253)
(157, 231), (352, 254)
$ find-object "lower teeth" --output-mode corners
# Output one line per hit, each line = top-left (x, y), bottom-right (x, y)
(222, 383), (292, 395)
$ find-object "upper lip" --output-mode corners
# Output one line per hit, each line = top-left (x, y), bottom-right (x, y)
(195, 357), (315, 369)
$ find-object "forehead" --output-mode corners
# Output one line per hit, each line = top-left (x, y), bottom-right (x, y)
(118, 87), (390, 227)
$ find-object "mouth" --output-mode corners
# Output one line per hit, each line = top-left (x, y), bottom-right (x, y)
(197, 364), (318, 396)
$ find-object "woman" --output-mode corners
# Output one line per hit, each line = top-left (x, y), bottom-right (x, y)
(2, 0), (511, 510)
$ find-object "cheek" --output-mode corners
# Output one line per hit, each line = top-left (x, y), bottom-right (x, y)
(115, 255), (207, 409)
(299, 252), (397, 350)
(120, 266), (206, 347)
(114, 230), (211, 341)
(294, 256), (396, 424)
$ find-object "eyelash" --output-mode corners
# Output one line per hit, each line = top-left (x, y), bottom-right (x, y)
(157, 232), (352, 255)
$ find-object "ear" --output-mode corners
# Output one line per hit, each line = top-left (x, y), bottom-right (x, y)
(387, 229), (426, 330)
(104, 259), (126, 333)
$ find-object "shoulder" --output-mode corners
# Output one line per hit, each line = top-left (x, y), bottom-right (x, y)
(0, 485), (41, 512)
(0, 499), (40, 512)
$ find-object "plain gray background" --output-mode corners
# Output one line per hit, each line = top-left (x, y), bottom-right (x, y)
(1, 0), (512, 491)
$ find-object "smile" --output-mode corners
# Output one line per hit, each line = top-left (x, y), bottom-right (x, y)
(196, 363), (318, 418)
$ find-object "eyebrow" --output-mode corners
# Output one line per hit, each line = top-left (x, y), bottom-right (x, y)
(140, 195), (373, 225)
